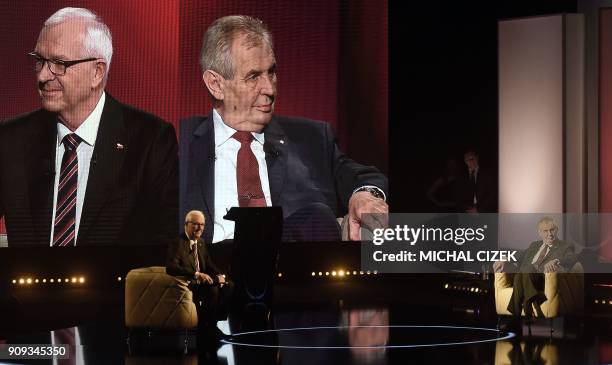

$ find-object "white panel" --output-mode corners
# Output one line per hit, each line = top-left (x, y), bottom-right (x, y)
(565, 14), (585, 213)
(499, 16), (564, 214)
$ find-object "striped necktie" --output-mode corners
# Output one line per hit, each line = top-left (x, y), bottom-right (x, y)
(53, 327), (76, 365)
(190, 240), (200, 273)
(53, 133), (81, 247)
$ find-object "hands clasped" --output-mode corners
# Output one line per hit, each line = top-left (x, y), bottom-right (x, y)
(542, 259), (562, 273)
(195, 272), (227, 286)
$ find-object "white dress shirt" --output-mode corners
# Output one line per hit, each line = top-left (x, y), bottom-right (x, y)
(212, 109), (272, 243)
(49, 92), (105, 246)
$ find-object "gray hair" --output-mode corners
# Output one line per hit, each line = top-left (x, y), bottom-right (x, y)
(44, 7), (113, 77)
(537, 216), (558, 231)
(200, 15), (273, 79)
(185, 210), (205, 224)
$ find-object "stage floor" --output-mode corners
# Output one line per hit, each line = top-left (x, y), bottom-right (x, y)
(2, 300), (612, 365)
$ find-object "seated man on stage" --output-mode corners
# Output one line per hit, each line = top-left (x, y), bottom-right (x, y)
(166, 210), (234, 341)
(494, 217), (576, 331)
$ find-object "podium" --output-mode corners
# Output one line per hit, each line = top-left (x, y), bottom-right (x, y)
(223, 207), (283, 306)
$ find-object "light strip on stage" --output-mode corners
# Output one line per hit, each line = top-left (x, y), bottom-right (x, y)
(221, 325), (515, 349)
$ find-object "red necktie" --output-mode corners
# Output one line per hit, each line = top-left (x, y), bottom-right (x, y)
(53, 134), (81, 246)
(233, 131), (266, 207)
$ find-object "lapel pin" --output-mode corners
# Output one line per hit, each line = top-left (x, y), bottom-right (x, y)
(280, 139), (285, 144)
(116, 143), (124, 150)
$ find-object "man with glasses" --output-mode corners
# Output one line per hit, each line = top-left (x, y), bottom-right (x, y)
(0, 7), (178, 246)
(166, 210), (233, 342)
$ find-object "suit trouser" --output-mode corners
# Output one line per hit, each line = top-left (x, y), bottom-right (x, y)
(507, 271), (545, 316)
(282, 202), (341, 241)
(191, 281), (234, 329)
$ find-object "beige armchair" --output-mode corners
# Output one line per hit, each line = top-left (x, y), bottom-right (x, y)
(125, 266), (198, 330)
(494, 262), (584, 319)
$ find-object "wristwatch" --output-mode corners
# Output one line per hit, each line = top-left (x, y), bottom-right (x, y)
(353, 186), (386, 200)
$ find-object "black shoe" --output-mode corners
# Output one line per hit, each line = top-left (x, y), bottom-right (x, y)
(215, 327), (231, 341)
(197, 328), (226, 352)
(205, 326), (230, 341)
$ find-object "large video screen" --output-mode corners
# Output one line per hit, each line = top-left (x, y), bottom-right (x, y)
(0, 0), (388, 247)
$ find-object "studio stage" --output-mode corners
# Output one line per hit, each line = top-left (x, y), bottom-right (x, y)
(1, 244), (612, 364)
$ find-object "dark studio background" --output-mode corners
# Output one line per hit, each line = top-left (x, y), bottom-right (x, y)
(389, 0), (578, 213)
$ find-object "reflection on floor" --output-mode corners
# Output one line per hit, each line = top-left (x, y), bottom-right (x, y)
(2, 302), (612, 365)
(2, 272), (612, 365)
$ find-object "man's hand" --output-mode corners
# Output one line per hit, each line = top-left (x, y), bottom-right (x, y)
(492, 260), (505, 273)
(217, 274), (226, 287)
(543, 259), (561, 273)
(196, 272), (214, 285)
(348, 191), (389, 241)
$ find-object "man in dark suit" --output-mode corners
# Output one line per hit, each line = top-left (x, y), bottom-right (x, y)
(494, 217), (576, 329)
(456, 149), (496, 213)
(0, 8), (178, 246)
(166, 210), (233, 340)
(180, 15), (388, 243)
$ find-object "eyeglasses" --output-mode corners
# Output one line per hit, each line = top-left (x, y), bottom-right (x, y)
(27, 52), (100, 76)
(187, 221), (205, 228)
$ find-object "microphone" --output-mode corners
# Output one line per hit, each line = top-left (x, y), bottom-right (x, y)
(264, 142), (280, 157)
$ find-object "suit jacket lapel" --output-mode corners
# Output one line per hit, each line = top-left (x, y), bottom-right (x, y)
(26, 111), (57, 243)
(197, 239), (206, 273)
(180, 233), (196, 273)
(544, 240), (564, 261)
(190, 115), (215, 226)
(78, 95), (127, 244)
(263, 117), (287, 206)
